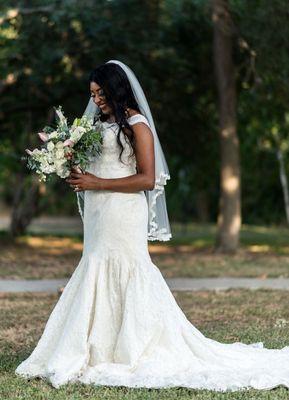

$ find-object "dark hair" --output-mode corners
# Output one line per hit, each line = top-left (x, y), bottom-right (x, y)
(89, 62), (141, 163)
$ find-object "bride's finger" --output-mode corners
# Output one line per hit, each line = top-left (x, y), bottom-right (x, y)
(70, 172), (82, 178)
(66, 178), (81, 184)
(71, 166), (83, 174)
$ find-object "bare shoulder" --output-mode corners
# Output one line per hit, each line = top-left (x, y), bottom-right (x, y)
(124, 109), (152, 140)
(129, 118), (154, 146)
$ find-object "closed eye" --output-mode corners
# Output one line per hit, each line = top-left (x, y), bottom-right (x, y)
(90, 89), (105, 98)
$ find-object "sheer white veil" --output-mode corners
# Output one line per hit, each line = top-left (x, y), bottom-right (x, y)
(77, 59), (172, 241)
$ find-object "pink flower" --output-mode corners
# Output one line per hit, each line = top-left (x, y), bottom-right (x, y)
(63, 139), (75, 147)
(25, 149), (33, 155)
(38, 132), (49, 142)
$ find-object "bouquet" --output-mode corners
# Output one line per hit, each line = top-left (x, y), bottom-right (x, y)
(25, 106), (103, 182)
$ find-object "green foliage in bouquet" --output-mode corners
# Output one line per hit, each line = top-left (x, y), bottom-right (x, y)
(71, 120), (103, 170)
(24, 107), (103, 182)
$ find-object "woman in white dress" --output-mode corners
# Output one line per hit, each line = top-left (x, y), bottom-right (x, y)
(15, 60), (289, 392)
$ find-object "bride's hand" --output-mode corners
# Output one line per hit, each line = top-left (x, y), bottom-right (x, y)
(65, 170), (102, 192)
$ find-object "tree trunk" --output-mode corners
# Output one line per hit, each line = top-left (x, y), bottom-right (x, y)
(10, 174), (40, 237)
(212, 0), (241, 253)
(277, 148), (289, 224)
(9, 107), (54, 237)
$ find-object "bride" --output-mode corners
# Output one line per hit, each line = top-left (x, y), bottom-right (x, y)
(15, 60), (289, 392)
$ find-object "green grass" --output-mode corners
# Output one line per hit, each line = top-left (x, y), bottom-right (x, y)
(153, 251), (289, 278)
(168, 223), (289, 253)
(1, 289), (289, 399)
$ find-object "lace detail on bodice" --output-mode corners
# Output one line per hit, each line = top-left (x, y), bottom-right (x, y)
(87, 114), (149, 179)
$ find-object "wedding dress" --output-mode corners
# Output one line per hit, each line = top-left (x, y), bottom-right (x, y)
(15, 114), (289, 392)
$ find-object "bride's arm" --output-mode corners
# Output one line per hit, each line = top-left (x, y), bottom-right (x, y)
(66, 122), (155, 193)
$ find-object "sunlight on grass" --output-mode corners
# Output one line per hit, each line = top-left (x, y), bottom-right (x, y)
(248, 244), (272, 253)
(18, 236), (83, 252)
(2, 224), (289, 279)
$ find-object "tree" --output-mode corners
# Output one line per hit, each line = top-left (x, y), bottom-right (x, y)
(0, 0), (219, 233)
(233, 0), (289, 225)
(212, 0), (241, 252)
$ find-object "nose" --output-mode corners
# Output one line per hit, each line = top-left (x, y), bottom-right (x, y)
(93, 95), (100, 106)
(93, 94), (104, 107)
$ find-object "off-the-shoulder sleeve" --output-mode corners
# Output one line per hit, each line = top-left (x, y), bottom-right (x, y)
(127, 114), (150, 128)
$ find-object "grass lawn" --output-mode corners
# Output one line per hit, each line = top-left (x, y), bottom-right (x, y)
(2, 224), (289, 279)
(1, 289), (289, 399)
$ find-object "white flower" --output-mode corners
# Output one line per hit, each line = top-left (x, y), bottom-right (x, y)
(53, 142), (65, 159)
(56, 165), (69, 178)
(55, 141), (64, 148)
(26, 104), (103, 183)
(70, 126), (86, 143)
(54, 158), (66, 168)
(55, 108), (67, 124)
(46, 152), (54, 163)
(47, 141), (55, 151)
(55, 150), (65, 160)
(48, 131), (59, 140)
(41, 164), (55, 174)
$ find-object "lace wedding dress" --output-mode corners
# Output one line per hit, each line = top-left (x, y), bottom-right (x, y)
(16, 114), (289, 392)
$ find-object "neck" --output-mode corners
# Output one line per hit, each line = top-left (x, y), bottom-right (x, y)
(106, 114), (115, 123)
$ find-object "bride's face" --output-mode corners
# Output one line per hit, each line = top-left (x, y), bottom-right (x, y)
(90, 82), (112, 115)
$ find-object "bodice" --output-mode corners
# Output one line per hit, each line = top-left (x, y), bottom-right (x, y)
(87, 114), (150, 179)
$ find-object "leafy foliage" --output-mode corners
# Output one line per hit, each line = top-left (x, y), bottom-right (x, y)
(1, 0), (289, 222)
